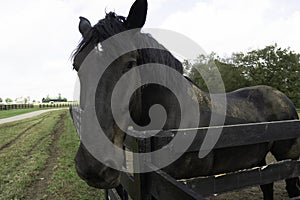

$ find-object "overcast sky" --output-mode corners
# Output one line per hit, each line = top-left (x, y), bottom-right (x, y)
(1, 0), (300, 101)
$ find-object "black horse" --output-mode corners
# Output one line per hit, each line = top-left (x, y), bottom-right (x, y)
(72, 0), (300, 199)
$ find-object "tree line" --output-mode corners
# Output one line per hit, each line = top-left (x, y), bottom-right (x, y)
(0, 98), (12, 103)
(0, 94), (68, 104)
(0, 97), (32, 104)
(42, 93), (67, 103)
(185, 44), (300, 107)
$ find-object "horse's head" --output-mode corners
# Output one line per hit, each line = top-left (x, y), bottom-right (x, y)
(72, 0), (147, 189)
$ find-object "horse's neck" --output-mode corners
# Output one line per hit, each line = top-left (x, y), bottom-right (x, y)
(140, 84), (181, 130)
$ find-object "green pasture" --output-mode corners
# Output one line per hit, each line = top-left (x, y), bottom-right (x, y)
(0, 110), (103, 200)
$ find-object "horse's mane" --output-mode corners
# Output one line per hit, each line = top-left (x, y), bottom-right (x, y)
(136, 34), (183, 74)
(73, 12), (183, 74)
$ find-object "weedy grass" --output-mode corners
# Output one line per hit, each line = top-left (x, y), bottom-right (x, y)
(48, 112), (104, 199)
(0, 110), (104, 200)
(0, 111), (63, 199)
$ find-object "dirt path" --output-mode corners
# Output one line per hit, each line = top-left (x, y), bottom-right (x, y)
(0, 108), (67, 125)
(24, 113), (67, 200)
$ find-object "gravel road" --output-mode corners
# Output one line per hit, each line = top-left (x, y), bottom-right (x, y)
(0, 108), (68, 125)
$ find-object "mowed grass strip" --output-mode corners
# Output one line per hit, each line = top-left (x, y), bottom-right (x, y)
(0, 108), (43, 119)
(48, 112), (104, 200)
(0, 110), (64, 199)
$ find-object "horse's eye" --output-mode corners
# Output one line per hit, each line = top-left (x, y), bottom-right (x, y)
(122, 60), (137, 74)
(127, 60), (137, 69)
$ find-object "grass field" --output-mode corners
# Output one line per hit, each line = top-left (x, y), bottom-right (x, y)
(0, 110), (103, 199)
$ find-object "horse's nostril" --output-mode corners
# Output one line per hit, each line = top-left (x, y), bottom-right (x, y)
(103, 159), (120, 180)
(104, 159), (118, 169)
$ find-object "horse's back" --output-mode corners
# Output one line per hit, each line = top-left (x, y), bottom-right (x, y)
(227, 85), (298, 122)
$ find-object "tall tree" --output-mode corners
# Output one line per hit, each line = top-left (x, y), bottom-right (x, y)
(231, 44), (300, 106)
(5, 98), (12, 103)
(185, 44), (300, 107)
(187, 53), (249, 93)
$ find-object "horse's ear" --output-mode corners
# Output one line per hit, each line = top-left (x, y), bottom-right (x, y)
(79, 16), (92, 38)
(126, 0), (148, 29)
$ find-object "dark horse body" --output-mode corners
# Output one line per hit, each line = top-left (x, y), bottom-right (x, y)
(72, 0), (300, 199)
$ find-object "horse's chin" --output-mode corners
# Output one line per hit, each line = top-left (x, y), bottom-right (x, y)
(85, 179), (120, 189)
